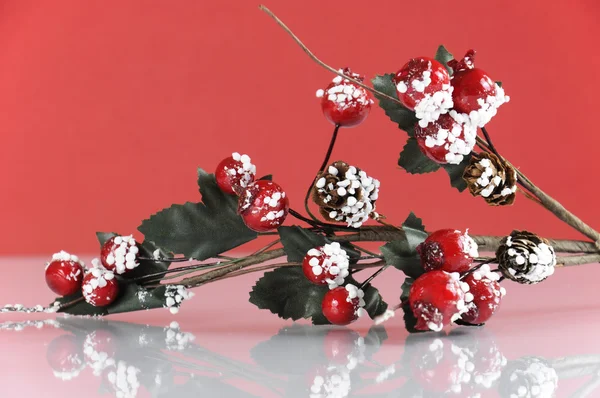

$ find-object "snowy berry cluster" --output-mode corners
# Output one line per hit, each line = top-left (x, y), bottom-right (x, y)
(215, 152), (290, 232)
(301, 243), (366, 326)
(391, 229), (507, 332)
(393, 50), (509, 165)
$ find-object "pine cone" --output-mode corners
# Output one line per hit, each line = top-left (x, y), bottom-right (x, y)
(463, 152), (517, 206)
(311, 161), (380, 228)
(496, 231), (556, 284)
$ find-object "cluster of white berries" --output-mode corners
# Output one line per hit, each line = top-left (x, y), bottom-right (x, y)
(105, 235), (139, 275)
(306, 243), (350, 288)
(230, 152), (257, 189)
(164, 285), (194, 314)
(316, 69), (373, 109)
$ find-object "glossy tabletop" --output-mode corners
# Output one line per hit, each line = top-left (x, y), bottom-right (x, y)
(1, 257), (599, 398)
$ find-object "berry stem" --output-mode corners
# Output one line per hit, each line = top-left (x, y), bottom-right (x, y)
(258, 5), (402, 106)
(359, 264), (390, 289)
(557, 254), (600, 267)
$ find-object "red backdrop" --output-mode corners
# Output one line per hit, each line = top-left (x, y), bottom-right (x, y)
(0, 0), (598, 255)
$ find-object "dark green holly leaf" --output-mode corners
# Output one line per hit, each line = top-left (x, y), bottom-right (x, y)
(249, 267), (330, 324)
(434, 45), (454, 75)
(398, 138), (441, 174)
(53, 293), (107, 316)
(278, 226), (326, 262)
(441, 154), (471, 192)
(400, 277), (425, 333)
(454, 318), (485, 327)
(138, 169), (257, 260)
(380, 212), (427, 279)
(371, 74), (418, 136)
(402, 212), (428, 248)
(496, 81), (502, 88)
(258, 174), (272, 181)
(96, 231), (117, 248)
(361, 283), (388, 319)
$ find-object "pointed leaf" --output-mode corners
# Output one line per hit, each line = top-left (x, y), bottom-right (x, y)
(258, 174), (272, 181)
(96, 231), (117, 248)
(381, 212), (427, 279)
(138, 169), (257, 260)
(434, 45), (454, 75)
(398, 138), (441, 174)
(249, 267), (330, 324)
(371, 74), (418, 136)
(441, 154), (471, 192)
(400, 277), (425, 333)
(278, 226), (326, 262)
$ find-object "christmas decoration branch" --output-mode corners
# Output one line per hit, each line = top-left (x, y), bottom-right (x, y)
(3, 5), (598, 334)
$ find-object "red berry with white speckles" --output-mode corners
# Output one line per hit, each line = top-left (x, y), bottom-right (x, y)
(215, 152), (257, 195)
(100, 235), (139, 275)
(316, 68), (373, 128)
(408, 270), (471, 332)
(47, 334), (85, 381)
(45, 251), (85, 296)
(82, 264), (119, 307)
(461, 264), (506, 324)
(322, 284), (366, 326)
(417, 229), (479, 274)
(414, 112), (477, 165)
(393, 57), (453, 126)
(448, 50), (510, 127)
(302, 243), (350, 288)
(238, 180), (289, 232)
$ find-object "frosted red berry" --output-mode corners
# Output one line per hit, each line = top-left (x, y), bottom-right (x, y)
(448, 50), (510, 127)
(461, 264), (506, 324)
(82, 265), (119, 307)
(414, 112), (477, 165)
(46, 334), (85, 380)
(215, 152), (257, 195)
(100, 235), (139, 275)
(393, 57), (453, 126)
(323, 329), (364, 365)
(45, 251), (85, 296)
(238, 180), (289, 232)
(322, 284), (366, 326)
(302, 243), (350, 288)
(408, 270), (471, 332)
(316, 67), (374, 128)
(417, 229), (479, 274)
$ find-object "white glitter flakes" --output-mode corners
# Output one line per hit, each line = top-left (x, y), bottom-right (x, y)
(316, 69), (374, 110)
(463, 84), (510, 128)
(419, 111), (477, 165)
(505, 240), (556, 283)
(164, 285), (195, 314)
(459, 229), (479, 259)
(165, 322), (196, 351)
(306, 243), (350, 288)
(475, 158), (518, 198)
(49, 250), (84, 267)
(82, 266), (116, 306)
(229, 152), (257, 189)
(106, 235), (139, 275)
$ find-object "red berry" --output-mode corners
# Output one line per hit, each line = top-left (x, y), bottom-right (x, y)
(393, 57), (453, 126)
(414, 112), (477, 165)
(461, 264), (506, 324)
(323, 329), (364, 365)
(215, 152), (257, 195)
(101, 235), (139, 275)
(82, 265), (119, 307)
(46, 334), (85, 381)
(238, 180), (289, 232)
(322, 284), (366, 326)
(448, 50), (510, 126)
(408, 270), (470, 332)
(417, 229), (479, 274)
(45, 251), (85, 296)
(302, 243), (350, 288)
(316, 68), (373, 128)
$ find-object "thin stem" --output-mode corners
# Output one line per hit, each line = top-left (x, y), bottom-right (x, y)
(352, 243), (383, 258)
(251, 239), (281, 256)
(557, 254), (600, 267)
(138, 256), (190, 263)
(359, 265), (389, 289)
(259, 5), (403, 106)
(480, 127), (501, 158)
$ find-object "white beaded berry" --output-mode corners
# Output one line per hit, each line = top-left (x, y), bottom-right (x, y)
(302, 242), (350, 288)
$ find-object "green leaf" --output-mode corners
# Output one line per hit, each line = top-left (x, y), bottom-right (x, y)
(96, 231), (117, 248)
(278, 226), (326, 262)
(371, 74), (418, 136)
(496, 81), (502, 88)
(258, 174), (272, 181)
(361, 283), (388, 319)
(441, 154), (471, 192)
(434, 45), (454, 75)
(249, 267), (330, 325)
(398, 138), (441, 174)
(400, 277), (425, 333)
(380, 212), (427, 279)
(138, 169), (257, 260)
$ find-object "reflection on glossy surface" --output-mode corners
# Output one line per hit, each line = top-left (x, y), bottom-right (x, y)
(1, 317), (599, 397)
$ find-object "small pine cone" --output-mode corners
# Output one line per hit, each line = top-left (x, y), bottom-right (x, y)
(463, 152), (517, 206)
(312, 161), (380, 228)
(496, 231), (556, 284)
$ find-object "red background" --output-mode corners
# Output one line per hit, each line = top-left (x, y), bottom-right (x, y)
(0, 0), (598, 255)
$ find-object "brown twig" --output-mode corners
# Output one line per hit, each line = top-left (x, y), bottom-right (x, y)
(557, 254), (600, 267)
